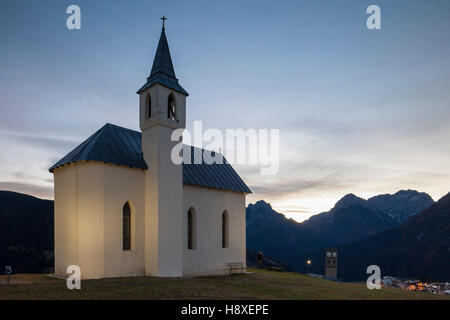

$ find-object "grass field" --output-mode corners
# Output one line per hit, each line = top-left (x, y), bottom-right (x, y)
(0, 269), (448, 300)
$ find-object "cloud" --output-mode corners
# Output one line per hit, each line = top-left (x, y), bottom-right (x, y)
(0, 131), (78, 153)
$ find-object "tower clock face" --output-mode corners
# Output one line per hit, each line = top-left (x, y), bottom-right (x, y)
(327, 252), (331, 257)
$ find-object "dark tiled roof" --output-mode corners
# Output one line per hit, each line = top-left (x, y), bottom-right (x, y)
(137, 29), (188, 96)
(49, 123), (147, 172)
(182, 146), (251, 194)
(137, 72), (188, 96)
(49, 123), (251, 194)
(150, 29), (176, 78)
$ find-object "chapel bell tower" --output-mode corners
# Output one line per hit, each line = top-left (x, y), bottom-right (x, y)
(137, 17), (188, 131)
(325, 248), (338, 280)
(136, 17), (189, 277)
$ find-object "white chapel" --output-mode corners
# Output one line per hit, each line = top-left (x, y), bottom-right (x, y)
(49, 22), (250, 279)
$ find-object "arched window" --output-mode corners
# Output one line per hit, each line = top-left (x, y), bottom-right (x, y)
(222, 211), (229, 248)
(123, 201), (135, 251)
(168, 93), (176, 120)
(123, 202), (131, 250)
(187, 207), (196, 250)
(146, 94), (152, 119)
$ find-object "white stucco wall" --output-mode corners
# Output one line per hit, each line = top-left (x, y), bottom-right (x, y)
(54, 161), (247, 279)
(140, 83), (186, 277)
(54, 162), (104, 279)
(142, 126), (184, 277)
(102, 164), (146, 278)
(182, 184), (247, 276)
(54, 161), (146, 279)
(54, 164), (77, 277)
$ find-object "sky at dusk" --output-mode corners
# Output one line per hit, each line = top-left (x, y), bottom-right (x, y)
(1, 0), (450, 222)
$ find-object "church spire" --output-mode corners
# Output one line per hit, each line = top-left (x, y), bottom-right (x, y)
(137, 17), (188, 96)
(149, 26), (176, 79)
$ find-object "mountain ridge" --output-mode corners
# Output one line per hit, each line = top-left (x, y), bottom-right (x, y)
(368, 189), (435, 224)
(246, 189), (436, 274)
(334, 192), (450, 281)
(0, 190), (54, 273)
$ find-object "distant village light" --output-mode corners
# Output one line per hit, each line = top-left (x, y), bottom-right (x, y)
(306, 259), (311, 274)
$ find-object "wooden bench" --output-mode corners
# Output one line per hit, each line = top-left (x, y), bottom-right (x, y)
(228, 262), (244, 274)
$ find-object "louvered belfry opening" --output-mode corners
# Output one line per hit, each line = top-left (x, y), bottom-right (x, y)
(168, 93), (176, 120)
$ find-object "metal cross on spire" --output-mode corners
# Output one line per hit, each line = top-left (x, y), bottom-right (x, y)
(161, 16), (167, 30)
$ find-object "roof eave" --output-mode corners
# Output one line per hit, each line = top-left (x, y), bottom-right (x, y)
(183, 182), (252, 195)
(136, 80), (189, 96)
(49, 160), (148, 173)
